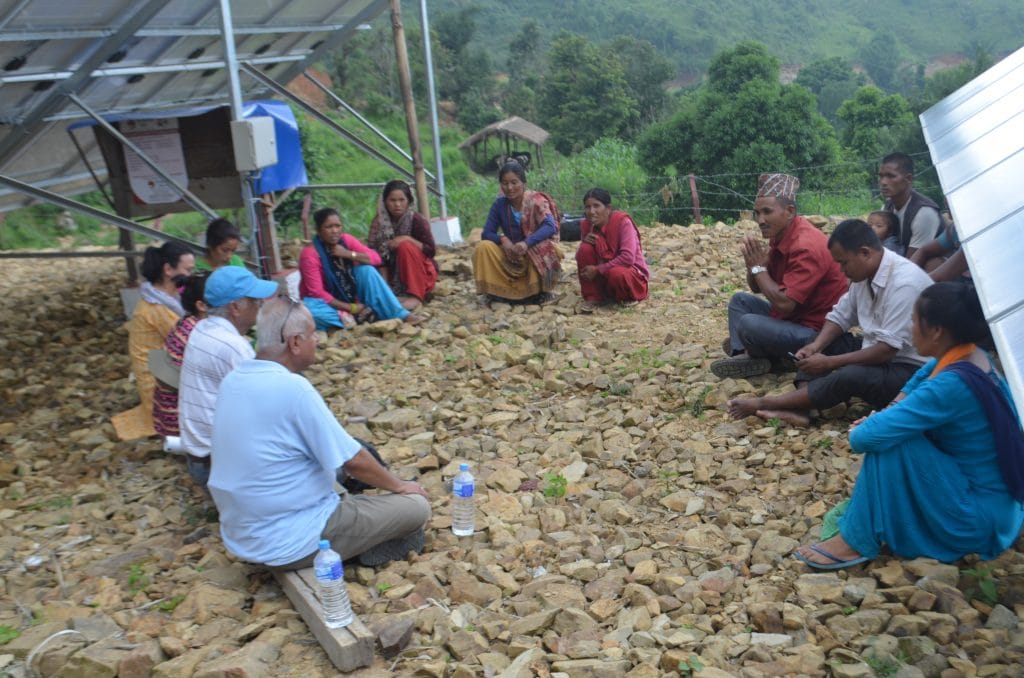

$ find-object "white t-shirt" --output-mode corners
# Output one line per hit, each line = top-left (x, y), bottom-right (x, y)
(178, 316), (254, 458)
(894, 201), (941, 250)
(208, 359), (361, 566)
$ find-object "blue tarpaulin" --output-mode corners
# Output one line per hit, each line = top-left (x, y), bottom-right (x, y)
(68, 100), (308, 194)
(242, 100), (308, 194)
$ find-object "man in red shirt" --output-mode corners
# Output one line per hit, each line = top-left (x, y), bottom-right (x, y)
(712, 173), (848, 379)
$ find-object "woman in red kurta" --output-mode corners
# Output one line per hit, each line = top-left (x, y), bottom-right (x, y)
(576, 188), (650, 313)
(367, 180), (438, 311)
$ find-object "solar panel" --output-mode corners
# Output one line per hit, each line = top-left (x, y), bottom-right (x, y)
(921, 44), (1024, 422)
(0, 0), (387, 211)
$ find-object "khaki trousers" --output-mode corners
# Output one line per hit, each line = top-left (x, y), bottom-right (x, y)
(272, 492), (430, 570)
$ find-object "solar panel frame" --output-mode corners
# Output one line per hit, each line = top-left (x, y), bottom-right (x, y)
(0, 0), (386, 210)
(921, 44), (1024, 423)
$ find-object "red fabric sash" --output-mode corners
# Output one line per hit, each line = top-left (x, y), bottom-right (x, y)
(519, 190), (562, 292)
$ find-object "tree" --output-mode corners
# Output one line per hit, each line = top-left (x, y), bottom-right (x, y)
(430, 9), (499, 131)
(795, 56), (867, 123)
(434, 7), (479, 54)
(835, 86), (913, 161)
(638, 42), (841, 214)
(609, 36), (674, 137)
(706, 41), (779, 95)
(859, 32), (901, 92)
(329, 25), (401, 116)
(507, 19), (543, 81)
(502, 21), (544, 123)
(538, 32), (637, 155)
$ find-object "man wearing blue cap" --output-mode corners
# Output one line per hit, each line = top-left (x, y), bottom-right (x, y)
(179, 266), (279, 485)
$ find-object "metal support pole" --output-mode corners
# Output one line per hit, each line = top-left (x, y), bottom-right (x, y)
(68, 94), (218, 219)
(301, 72), (434, 181)
(298, 183), (390, 190)
(0, 173), (201, 251)
(240, 63), (439, 196)
(419, 0), (447, 218)
(66, 127), (116, 211)
(389, 0), (430, 220)
(218, 0), (279, 275)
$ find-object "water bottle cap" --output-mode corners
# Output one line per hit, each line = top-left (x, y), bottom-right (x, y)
(318, 539), (330, 550)
(459, 463), (469, 471)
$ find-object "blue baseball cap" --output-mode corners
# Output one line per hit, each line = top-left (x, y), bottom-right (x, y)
(204, 266), (279, 307)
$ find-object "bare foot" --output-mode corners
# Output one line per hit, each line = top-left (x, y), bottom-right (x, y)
(795, 534), (862, 565)
(756, 408), (811, 427)
(403, 313), (423, 325)
(400, 296), (421, 311)
(727, 397), (762, 419)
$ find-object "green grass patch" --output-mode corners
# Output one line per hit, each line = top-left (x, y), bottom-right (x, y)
(158, 595), (186, 612)
(127, 563), (151, 595)
(0, 625), (19, 644)
(962, 565), (998, 606)
(28, 495), (72, 511)
(542, 472), (568, 498)
(677, 655), (704, 677)
(690, 385), (713, 418)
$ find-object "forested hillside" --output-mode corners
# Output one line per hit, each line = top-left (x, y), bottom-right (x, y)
(302, 1), (1007, 228)
(2, 1), (1018, 248)
(428, 0), (1022, 77)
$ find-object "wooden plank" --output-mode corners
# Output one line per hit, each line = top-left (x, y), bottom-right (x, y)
(274, 568), (375, 672)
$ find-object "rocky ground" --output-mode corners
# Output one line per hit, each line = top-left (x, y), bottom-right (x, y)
(1, 220), (1023, 678)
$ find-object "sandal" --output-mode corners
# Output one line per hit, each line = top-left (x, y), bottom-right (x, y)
(356, 306), (378, 324)
(793, 543), (870, 570)
(536, 292), (561, 306)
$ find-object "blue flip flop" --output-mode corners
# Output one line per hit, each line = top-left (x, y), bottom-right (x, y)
(793, 543), (870, 570)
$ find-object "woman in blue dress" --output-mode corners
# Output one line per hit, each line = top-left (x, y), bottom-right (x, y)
(795, 282), (1024, 569)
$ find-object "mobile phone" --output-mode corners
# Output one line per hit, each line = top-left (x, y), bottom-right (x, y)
(787, 351), (798, 360)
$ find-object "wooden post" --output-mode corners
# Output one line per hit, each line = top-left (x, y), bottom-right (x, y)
(257, 193), (282, 275)
(275, 569), (374, 672)
(688, 173), (701, 225)
(119, 227), (138, 284)
(301, 192), (312, 242)
(389, 0), (430, 220)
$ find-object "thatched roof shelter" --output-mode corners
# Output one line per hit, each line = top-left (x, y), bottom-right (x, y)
(458, 116), (550, 175)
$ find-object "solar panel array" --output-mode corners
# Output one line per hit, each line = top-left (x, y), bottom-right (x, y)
(0, 0), (386, 211)
(920, 44), (1024, 420)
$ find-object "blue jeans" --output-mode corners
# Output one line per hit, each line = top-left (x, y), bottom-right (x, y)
(726, 292), (818, 358)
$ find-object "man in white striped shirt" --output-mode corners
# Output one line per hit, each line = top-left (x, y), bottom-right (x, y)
(179, 267), (278, 485)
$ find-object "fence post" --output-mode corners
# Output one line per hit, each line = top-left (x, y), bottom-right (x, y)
(688, 174), (701, 224)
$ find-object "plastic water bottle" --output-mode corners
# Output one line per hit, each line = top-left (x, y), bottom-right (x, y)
(313, 540), (354, 628)
(452, 463), (476, 536)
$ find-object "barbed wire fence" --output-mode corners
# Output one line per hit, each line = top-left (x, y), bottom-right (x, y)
(531, 149), (942, 227)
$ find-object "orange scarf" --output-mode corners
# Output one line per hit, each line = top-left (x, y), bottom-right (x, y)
(929, 343), (976, 378)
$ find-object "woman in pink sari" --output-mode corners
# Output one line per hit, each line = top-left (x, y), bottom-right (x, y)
(576, 188), (650, 313)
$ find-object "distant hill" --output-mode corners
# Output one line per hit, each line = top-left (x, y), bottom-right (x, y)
(425, 0), (1022, 79)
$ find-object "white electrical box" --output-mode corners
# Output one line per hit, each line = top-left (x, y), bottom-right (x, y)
(230, 117), (277, 171)
(430, 216), (463, 246)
